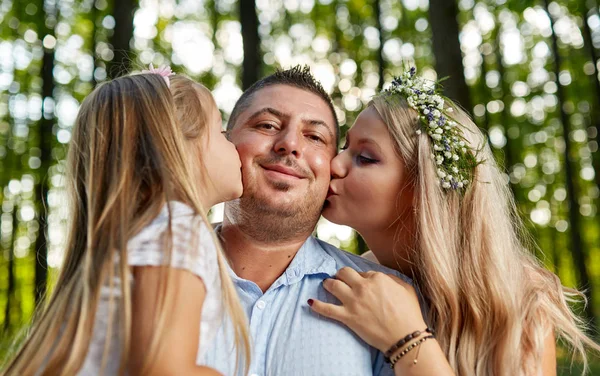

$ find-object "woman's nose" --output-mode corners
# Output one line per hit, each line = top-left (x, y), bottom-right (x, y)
(330, 151), (348, 179)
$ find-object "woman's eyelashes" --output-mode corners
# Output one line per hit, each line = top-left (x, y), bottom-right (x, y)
(357, 155), (379, 165)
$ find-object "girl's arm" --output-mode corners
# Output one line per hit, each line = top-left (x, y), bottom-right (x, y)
(129, 266), (222, 376)
(542, 332), (557, 376)
(309, 267), (454, 376)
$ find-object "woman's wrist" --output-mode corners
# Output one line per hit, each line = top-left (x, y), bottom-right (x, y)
(380, 323), (431, 356)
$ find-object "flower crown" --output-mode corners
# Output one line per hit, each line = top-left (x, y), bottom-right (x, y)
(142, 63), (175, 87)
(386, 67), (477, 191)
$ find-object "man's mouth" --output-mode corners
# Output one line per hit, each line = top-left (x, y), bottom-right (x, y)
(261, 164), (306, 179)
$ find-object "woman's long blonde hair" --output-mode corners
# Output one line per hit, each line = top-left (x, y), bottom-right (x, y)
(1, 74), (250, 375)
(371, 93), (599, 375)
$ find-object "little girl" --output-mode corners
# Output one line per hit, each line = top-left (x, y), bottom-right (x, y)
(2, 69), (249, 375)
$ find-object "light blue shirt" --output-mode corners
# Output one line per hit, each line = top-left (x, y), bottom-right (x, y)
(203, 235), (413, 376)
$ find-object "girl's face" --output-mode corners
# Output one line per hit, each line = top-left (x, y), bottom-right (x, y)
(200, 105), (243, 207)
(323, 106), (413, 236)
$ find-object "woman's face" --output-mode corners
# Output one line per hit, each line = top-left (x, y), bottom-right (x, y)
(199, 105), (243, 207)
(323, 106), (413, 236)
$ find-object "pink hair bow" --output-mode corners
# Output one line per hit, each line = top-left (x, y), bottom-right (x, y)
(142, 63), (175, 87)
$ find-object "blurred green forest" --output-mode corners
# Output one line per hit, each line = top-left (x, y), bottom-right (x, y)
(0, 0), (599, 372)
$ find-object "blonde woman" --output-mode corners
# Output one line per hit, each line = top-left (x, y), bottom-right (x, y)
(1, 70), (249, 375)
(309, 68), (600, 375)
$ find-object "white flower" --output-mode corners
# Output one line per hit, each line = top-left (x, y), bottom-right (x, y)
(433, 110), (441, 117)
(430, 122), (438, 129)
(463, 180), (469, 185)
(423, 109), (430, 115)
(447, 107), (454, 113)
(462, 147), (467, 153)
(445, 152), (452, 158)
(437, 169), (446, 178)
(435, 127), (443, 134)
(433, 144), (442, 151)
(453, 154), (459, 161)
(432, 134), (442, 141)
(416, 129), (422, 135)
(459, 141), (465, 147)
(442, 182), (451, 189)
(452, 167), (458, 173)
(457, 182), (464, 188)
(436, 156), (444, 165)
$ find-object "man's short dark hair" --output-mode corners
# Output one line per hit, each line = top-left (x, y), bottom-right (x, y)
(227, 65), (340, 144)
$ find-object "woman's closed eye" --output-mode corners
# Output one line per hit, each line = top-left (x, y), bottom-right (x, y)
(357, 155), (379, 165)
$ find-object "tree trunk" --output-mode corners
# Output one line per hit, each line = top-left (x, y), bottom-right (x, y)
(579, 1), (600, 210)
(428, 0), (472, 113)
(33, 8), (57, 306)
(108, 0), (135, 79)
(4, 204), (18, 332)
(544, 0), (596, 328)
(239, 0), (261, 90)
(374, 0), (384, 91)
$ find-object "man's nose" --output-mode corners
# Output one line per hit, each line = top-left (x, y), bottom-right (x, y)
(273, 127), (301, 157)
(330, 151), (348, 179)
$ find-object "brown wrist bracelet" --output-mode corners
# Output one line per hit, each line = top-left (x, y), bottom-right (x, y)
(389, 334), (435, 369)
(384, 327), (435, 363)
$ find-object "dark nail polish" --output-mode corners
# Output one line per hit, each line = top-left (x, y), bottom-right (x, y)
(307, 299), (314, 306)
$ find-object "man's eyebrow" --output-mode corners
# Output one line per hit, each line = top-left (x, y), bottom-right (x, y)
(303, 118), (335, 141)
(247, 107), (289, 122)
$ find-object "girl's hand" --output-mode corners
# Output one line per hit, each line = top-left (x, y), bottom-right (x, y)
(308, 267), (427, 353)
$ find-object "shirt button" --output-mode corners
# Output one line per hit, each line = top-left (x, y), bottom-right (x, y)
(256, 300), (266, 310)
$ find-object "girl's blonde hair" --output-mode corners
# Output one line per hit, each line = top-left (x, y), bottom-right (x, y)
(371, 93), (599, 375)
(2, 74), (250, 375)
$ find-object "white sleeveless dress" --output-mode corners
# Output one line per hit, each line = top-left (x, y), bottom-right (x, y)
(77, 201), (223, 375)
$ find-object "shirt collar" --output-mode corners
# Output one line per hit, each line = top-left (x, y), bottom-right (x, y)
(280, 236), (336, 286)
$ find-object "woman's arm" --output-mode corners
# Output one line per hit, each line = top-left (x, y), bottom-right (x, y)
(309, 267), (454, 376)
(129, 266), (222, 376)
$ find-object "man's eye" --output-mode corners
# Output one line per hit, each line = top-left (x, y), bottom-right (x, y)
(308, 134), (324, 143)
(257, 123), (276, 130)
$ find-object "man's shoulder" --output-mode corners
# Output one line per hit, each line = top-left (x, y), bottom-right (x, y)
(313, 237), (413, 285)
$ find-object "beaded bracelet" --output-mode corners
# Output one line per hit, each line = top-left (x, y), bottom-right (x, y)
(389, 334), (435, 369)
(384, 327), (435, 362)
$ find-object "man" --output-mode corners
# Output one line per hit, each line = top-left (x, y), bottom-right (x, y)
(203, 66), (410, 375)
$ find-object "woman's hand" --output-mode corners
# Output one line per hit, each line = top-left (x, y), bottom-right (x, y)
(308, 267), (427, 353)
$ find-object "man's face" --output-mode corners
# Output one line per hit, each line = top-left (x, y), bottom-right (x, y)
(228, 84), (337, 220)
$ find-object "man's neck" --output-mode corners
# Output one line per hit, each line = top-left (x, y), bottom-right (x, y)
(219, 217), (311, 292)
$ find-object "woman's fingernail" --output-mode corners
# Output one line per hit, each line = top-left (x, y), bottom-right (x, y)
(307, 299), (314, 306)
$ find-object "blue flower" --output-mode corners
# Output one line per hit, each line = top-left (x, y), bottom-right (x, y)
(410, 67), (416, 76)
(438, 116), (446, 126)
